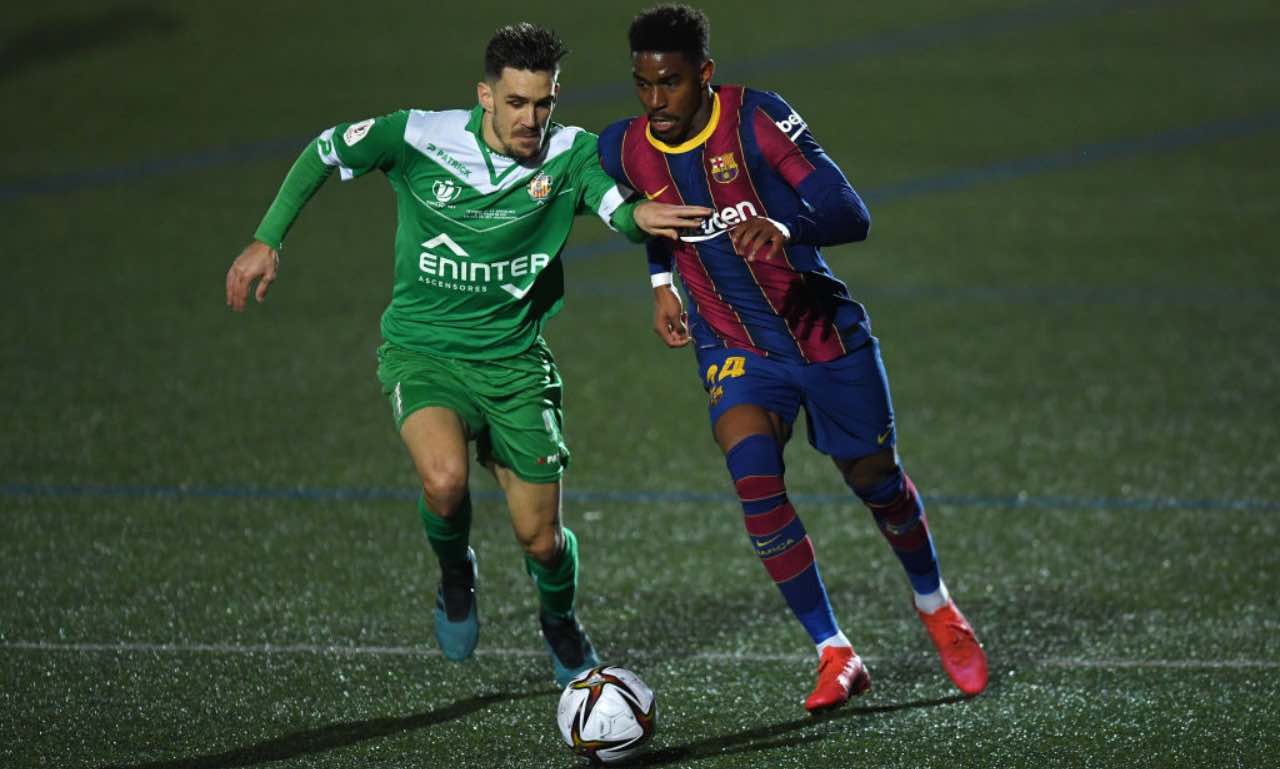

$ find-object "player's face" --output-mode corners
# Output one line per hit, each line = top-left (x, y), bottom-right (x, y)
(477, 67), (559, 160)
(632, 51), (714, 144)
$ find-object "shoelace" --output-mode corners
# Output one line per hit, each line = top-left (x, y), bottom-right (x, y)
(943, 621), (977, 661)
(817, 650), (851, 677)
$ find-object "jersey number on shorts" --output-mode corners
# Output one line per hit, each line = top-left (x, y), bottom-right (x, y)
(705, 355), (747, 386)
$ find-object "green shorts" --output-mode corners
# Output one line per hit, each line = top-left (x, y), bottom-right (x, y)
(376, 338), (570, 484)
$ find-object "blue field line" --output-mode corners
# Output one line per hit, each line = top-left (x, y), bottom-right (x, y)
(2, 481), (1276, 514)
(557, 106), (1280, 270)
(0, 135), (313, 203)
(0, 0), (1188, 204)
(869, 109), (1280, 203)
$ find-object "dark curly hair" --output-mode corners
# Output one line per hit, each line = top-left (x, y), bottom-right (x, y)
(629, 4), (711, 65)
(484, 22), (569, 79)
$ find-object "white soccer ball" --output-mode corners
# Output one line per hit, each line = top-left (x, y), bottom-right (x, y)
(556, 665), (656, 764)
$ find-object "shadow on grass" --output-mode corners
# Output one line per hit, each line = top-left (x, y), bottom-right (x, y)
(99, 687), (554, 769)
(625, 693), (968, 767)
(1, 3), (179, 81)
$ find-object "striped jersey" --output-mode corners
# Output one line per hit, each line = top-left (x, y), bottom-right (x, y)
(599, 85), (872, 364)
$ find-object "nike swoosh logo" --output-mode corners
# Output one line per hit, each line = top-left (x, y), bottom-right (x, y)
(678, 229), (730, 243)
(755, 534), (783, 547)
(645, 185), (669, 201)
(877, 427), (893, 445)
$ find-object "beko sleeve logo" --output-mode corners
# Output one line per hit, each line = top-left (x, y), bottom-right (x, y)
(774, 111), (807, 141)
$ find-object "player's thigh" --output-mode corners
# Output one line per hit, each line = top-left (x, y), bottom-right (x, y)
(470, 339), (570, 487)
(712, 405), (792, 455)
(697, 348), (800, 454)
(376, 341), (485, 500)
(800, 338), (897, 461)
(400, 407), (472, 500)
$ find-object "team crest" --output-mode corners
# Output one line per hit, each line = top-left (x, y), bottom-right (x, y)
(432, 179), (461, 205)
(709, 152), (739, 184)
(527, 172), (553, 200)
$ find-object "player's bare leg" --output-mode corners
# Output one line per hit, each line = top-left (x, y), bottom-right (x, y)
(401, 407), (480, 660)
(836, 450), (988, 695)
(715, 404), (869, 711)
(491, 465), (598, 686)
(712, 402), (790, 451)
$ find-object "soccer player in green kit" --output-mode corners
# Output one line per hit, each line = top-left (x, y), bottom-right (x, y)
(225, 23), (710, 686)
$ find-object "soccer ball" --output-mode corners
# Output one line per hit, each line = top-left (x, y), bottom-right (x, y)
(556, 665), (656, 764)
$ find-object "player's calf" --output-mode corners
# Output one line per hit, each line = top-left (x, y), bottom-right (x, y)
(848, 466), (946, 611)
(727, 434), (841, 645)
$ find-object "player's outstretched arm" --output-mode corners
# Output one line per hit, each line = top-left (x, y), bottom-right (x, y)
(226, 240), (280, 311)
(225, 137), (335, 313)
(225, 113), (404, 313)
(633, 200), (712, 240)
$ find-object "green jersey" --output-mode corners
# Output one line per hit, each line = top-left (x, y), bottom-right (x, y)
(255, 106), (642, 359)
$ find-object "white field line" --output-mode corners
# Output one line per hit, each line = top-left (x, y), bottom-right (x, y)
(2, 640), (1277, 670)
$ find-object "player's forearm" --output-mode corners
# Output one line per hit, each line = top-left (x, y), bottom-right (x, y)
(784, 173), (871, 247)
(646, 239), (674, 277)
(609, 200), (647, 244)
(253, 139), (335, 250)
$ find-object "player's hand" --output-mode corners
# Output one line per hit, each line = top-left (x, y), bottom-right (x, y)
(653, 285), (691, 348)
(730, 217), (789, 261)
(634, 200), (713, 240)
(226, 240), (280, 311)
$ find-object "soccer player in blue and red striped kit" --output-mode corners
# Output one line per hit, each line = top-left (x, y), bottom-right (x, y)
(599, 4), (988, 711)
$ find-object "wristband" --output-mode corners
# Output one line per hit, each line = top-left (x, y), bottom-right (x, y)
(650, 272), (674, 288)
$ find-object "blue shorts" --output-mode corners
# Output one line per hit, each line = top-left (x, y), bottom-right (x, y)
(695, 340), (896, 461)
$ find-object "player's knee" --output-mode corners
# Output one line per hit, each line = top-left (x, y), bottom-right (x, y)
(841, 448), (900, 494)
(420, 469), (468, 518)
(519, 527), (562, 566)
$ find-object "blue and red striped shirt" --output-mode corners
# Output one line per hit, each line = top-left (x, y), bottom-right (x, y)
(599, 85), (873, 364)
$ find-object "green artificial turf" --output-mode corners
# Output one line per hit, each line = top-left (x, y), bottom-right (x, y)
(2, 1), (1277, 767)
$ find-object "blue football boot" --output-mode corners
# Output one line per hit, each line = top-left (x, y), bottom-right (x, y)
(433, 548), (478, 661)
(540, 610), (599, 687)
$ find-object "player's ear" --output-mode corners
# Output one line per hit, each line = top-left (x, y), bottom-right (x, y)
(699, 58), (715, 88)
(477, 80), (494, 113)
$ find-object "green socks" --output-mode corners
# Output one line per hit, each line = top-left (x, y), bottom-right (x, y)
(525, 526), (579, 619)
(422, 494), (578, 618)
(419, 494), (472, 565)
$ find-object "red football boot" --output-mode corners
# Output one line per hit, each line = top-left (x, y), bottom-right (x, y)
(917, 600), (988, 696)
(804, 645), (871, 713)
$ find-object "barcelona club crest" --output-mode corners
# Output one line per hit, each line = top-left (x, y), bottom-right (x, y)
(527, 172), (553, 201)
(709, 152), (739, 184)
